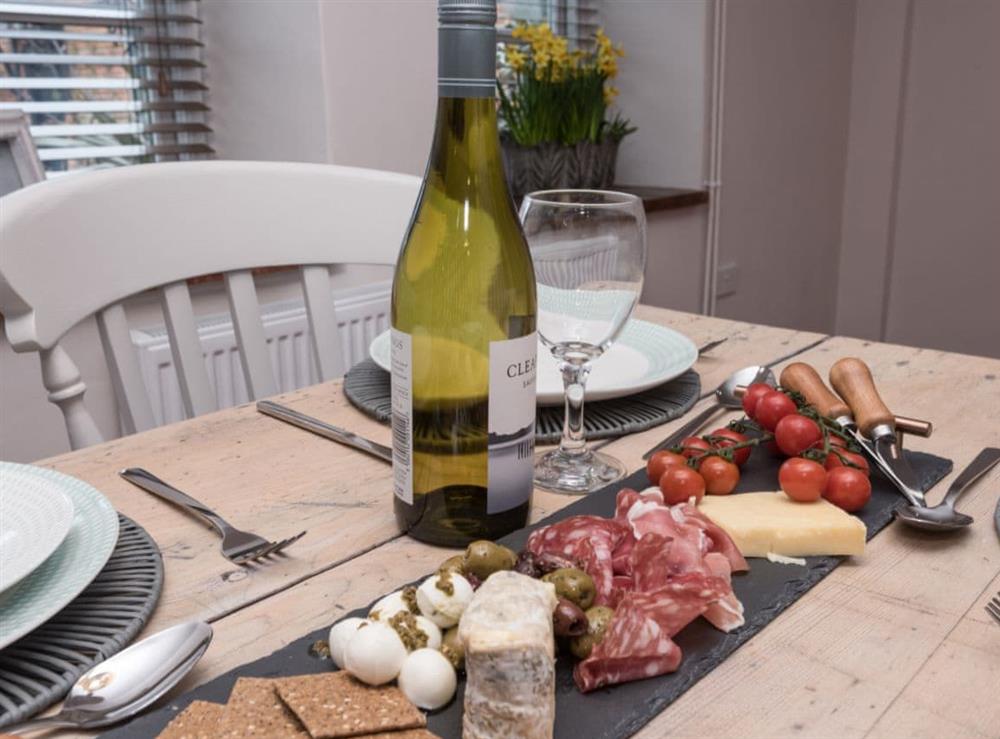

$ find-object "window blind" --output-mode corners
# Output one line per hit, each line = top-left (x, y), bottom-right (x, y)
(0, 0), (212, 176)
(496, 0), (600, 48)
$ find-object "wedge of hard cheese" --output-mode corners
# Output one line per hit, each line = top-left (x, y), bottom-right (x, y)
(698, 492), (866, 557)
(459, 571), (557, 739)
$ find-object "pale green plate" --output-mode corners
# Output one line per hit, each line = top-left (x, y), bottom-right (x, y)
(0, 463), (119, 649)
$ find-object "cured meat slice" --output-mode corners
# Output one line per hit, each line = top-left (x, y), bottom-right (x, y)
(614, 488), (641, 522)
(611, 532), (635, 576)
(526, 516), (628, 606)
(677, 503), (749, 572)
(574, 575), (728, 692)
(702, 552), (745, 632)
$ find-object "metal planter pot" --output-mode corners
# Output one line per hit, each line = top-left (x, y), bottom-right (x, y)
(501, 139), (619, 200)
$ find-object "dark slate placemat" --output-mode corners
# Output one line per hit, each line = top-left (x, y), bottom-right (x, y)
(343, 357), (701, 444)
(105, 449), (951, 739)
(0, 515), (163, 729)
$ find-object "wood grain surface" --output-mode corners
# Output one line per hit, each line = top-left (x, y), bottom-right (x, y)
(34, 307), (1000, 739)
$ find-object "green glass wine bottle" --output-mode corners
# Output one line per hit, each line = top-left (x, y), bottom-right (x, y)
(390, 0), (537, 547)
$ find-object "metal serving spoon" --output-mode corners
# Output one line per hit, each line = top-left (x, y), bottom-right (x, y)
(642, 365), (775, 459)
(4, 621), (212, 734)
(896, 447), (1000, 532)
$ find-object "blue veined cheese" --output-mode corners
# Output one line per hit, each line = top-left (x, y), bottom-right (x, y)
(459, 571), (558, 739)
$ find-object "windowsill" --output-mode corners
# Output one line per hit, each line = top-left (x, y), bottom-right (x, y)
(615, 185), (710, 214)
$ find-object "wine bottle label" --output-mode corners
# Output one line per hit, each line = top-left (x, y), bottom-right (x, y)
(390, 329), (536, 511)
(390, 328), (414, 505)
(487, 331), (537, 513)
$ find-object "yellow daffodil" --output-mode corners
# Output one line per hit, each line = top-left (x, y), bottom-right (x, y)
(603, 85), (619, 104)
(505, 45), (526, 72)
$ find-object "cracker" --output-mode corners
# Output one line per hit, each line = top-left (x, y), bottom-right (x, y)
(276, 672), (426, 739)
(220, 676), (309, 738)
(356, 731), (441, 739)
(157, 700), (226, 739)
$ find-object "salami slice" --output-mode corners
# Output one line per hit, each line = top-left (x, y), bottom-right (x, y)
(574, 575), (727, 692)
(526, 515), (628, 606)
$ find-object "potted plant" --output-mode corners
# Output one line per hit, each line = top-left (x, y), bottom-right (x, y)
(498, 23), (636, 199)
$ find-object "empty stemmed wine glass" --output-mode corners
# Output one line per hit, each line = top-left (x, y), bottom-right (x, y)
(519, 189), (647, 494)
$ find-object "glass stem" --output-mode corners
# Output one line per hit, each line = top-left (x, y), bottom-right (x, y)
(559, 361), (591, 456)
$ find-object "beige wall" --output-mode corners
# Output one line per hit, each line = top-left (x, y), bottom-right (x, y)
(713, 0), (856, 334)
(603, 0), (708, 188)
(201, 0), (329, 162)
(836, 0), (1000, 357)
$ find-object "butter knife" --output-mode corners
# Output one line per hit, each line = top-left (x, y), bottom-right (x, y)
(256, 400), (392, 463)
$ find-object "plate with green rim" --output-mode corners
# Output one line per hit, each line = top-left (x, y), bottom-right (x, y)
(369, 319), (698, 406)
(0, 463), (119, 650)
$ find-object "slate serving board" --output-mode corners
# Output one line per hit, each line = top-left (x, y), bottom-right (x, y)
(105, 448), (951, 739)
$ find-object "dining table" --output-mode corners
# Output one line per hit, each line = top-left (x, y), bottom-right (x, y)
(34, 305), (1000, 739)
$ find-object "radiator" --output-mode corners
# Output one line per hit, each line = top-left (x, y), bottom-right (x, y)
(130, 280), (391, 426)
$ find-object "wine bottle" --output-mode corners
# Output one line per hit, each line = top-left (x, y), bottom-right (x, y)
(390, 0), (537, 547)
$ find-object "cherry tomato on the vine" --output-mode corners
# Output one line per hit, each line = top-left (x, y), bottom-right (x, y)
(659, 466), (706, 504)
(646, 450), (687, 485)
(741, 382), (773, 419)
(708, 428), (751, 467)
(823, 466), (871, 512)
(754, 391), (798, 431)
(778, 457), (827, 502)
(774, 414), (823, 456)
(699, 456), (740, 495)
(827, 434), (849, 450)
(824, 449), (870, 476)
(678, 436), (713, 461)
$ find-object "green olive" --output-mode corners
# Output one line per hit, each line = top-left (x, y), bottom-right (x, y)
(441, 626), (464, 670)
(462, 540), (517, 580)
(570, 605), (615, 660)
(438, 554), (466, 577)
(541, 567), (596, 610)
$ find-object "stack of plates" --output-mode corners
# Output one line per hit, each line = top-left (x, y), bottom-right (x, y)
(0, 462), (120, 649)
(369, 319), (699, 406)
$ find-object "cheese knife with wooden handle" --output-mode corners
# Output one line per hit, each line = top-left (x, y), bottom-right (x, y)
(828, 357), (927, 507)
(780, 361), (928, 506)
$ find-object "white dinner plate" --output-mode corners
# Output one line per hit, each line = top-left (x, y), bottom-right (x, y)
(0, 473), (74, 595)
(368, 319), (697, 406)
(0, 463), (119, 650)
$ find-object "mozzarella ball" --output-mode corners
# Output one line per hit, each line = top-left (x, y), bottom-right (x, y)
(328, 617), (366, 668)
(344, 622), (407, 686)
(416, 573), (474, 628)
(369, 590), (413, 622)
(414, 615), (442, 651)
(397, 648), (457, 710)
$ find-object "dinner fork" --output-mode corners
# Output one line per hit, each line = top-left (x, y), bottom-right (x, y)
(119, 468), (305, 565)
(986, 592), (1000, 626)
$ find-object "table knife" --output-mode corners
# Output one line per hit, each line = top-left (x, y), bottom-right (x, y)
(256, 400), (392, 463)
(780, 361), (927, 507)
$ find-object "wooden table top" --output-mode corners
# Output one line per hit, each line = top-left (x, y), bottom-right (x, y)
(37, 306), (1000, 739)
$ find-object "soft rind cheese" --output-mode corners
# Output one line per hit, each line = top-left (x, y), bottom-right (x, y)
(459, 571), (558, 739)
(698, 492), (866, 557)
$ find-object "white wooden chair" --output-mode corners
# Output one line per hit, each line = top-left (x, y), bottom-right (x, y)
(0, 161), (420, 450)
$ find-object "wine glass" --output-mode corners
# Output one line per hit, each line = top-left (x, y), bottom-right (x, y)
(519, 189), (647, 494)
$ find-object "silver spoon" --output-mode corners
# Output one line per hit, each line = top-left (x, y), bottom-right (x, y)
(896, 447), (1000, 532)
(4, 621), (212, 734)
(642, 365), (775, 459)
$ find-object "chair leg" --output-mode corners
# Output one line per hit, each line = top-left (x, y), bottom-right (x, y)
(40, 344), (104, 450)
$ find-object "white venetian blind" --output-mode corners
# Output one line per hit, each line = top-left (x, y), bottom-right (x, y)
(496, 0), (600, 48)
(0, 0), (211, 176)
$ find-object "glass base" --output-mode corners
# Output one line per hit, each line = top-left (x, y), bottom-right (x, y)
(533, 447), (627, 495)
